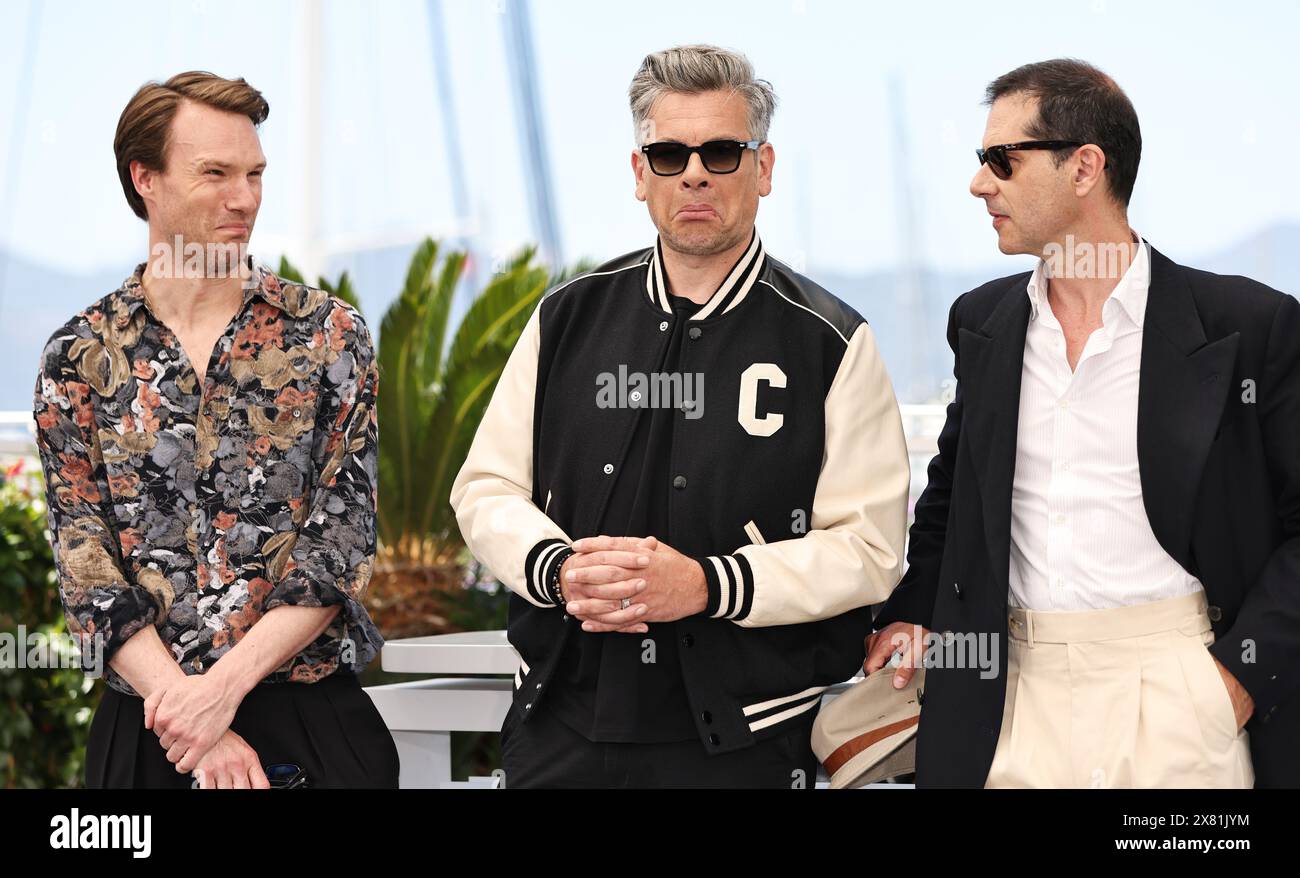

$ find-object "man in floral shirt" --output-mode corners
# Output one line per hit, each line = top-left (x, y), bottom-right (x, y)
(33, 71), (397, 788)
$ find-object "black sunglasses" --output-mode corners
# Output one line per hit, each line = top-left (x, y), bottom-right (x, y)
(641, 139), (762, 176)
(976, 140), (1082, 180)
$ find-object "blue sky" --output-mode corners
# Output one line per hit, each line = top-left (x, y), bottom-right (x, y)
(1, 1), (1297, 595)
(0, 0), (1296, 300)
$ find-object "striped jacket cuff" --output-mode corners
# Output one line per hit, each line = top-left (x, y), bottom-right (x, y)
(525, 539), (573, 607)
(698, 554), (755, 621)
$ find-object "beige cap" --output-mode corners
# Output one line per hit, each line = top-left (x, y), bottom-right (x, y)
(811, 665), (925, 788)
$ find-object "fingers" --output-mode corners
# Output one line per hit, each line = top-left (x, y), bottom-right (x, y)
(862, 628), (902, 675)
(177, 744), (206, 774)
(579, 603), (648, 630)
(572, 535), (660, 554)
(566, 550), (651, 571)
(579, 617), (650, 634)
(568, 597), (646, 618)
(580, 579), (647, 601)
(248, 761), (271, 790)
(143, 690), (161, 730)
(891, 628), (928, 688)
(565, 564), (644, 586)
(566, 581), (646, 615)
(863, 623), (927, 678)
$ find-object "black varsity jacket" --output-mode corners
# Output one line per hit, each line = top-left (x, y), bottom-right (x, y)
(450, 230), (911, 754)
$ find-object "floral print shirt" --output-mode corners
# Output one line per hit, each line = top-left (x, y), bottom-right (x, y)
(33, 260), (384, 695)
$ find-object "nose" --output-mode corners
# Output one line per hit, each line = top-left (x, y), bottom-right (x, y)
(680, 150), (710, 188)
(970, 163), (998, 199)
(226, 174), (260, 214)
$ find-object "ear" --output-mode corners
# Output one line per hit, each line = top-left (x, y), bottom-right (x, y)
(632, 149), (648, 203)
(757, 142), (775, 198)
(1072, 143), (1107, 199)
(130, 159), (158, 210)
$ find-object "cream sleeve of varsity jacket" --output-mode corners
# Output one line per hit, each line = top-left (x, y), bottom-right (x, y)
(450, 287), (911, 626)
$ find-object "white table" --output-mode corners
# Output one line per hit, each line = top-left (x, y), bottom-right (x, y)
(365, 631), (518, 789)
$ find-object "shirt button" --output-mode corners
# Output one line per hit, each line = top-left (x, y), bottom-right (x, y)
(629, 390), (642, 403)
(672, 475), (687, 489)
(602, 463), (614, 475)
(688, 326), (703, 340)
(952, 581), (963, 599)
(292, 408), (301, 417)
(681, 633), (695, 648)
(659, 321), (669, 331)
(1058, 399), (1069, 409)
(1054, 513), (1066, 525)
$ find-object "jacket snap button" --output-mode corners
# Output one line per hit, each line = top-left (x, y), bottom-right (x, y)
(688, 326), (702, 340)
(681, 633), (694, 647)
(708, 733), (720, 746)
(701, 710), (713, 724)
(629, 390), (642, 403)
(1207, 605), (1223, 622)
(672, 475), (687, 489)
(602, 463), (614, 475)
(659, 321), (669, 331)
(953, 581), (963, 599)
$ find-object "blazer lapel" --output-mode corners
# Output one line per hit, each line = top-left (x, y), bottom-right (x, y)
(1137, 248), (1239, 573)
(957, 277), (1031, 602)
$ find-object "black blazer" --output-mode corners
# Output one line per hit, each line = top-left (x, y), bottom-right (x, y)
(875, 246), (1300, 788)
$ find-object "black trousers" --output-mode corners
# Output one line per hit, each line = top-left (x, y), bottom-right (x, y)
(500, 700), (819, 789)
(85, 672), (400, 789)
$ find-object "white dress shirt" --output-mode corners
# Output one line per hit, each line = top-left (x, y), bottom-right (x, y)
(1007, 237), (1204, 611)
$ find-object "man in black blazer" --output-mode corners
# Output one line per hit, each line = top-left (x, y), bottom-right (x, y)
(865, 59), (1299, 788)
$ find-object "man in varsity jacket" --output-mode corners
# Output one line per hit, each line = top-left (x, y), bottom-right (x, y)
(450, 44), (911, 788)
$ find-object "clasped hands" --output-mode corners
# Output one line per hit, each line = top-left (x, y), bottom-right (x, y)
(142, 671), (269, 788)
(560, 535), (708, 632)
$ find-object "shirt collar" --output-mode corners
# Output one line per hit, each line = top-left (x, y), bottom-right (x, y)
(1026, 231), (1151, 329)
(645, 228), (766, 320)
(116, 255), (290, 325)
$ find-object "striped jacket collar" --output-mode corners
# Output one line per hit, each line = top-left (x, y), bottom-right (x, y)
(644, 228), (766, 320)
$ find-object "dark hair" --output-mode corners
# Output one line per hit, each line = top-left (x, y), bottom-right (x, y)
(984, 59), (1141, 207)
(114, 71), (269, 221)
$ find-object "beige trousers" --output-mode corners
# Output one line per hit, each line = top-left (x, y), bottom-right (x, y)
(984, 590), (1253, 788)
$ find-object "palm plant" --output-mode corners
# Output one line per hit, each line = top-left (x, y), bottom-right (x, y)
(278, 240), (586, 636)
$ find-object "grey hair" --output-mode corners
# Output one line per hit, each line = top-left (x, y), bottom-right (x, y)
(628, 44), (777, 145)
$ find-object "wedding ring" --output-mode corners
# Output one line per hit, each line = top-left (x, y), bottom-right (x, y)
(621, 597), (631, 610)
